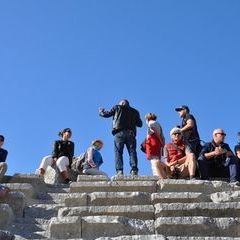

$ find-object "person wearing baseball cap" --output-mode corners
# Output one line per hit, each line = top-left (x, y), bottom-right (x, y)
(0, 135), (8, 182)
(175, 105), (201, 158)
(158, 127), (196, 179)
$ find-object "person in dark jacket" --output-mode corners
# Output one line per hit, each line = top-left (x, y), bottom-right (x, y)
(36, 128), (74, 184)
(234, 132), (240, 161)
(99, 99), (142, 176)
(0, 135), (8, 182)
(198, 128), (240, 185)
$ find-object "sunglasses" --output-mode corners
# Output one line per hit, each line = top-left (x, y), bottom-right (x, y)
(216, 133), (226, 136)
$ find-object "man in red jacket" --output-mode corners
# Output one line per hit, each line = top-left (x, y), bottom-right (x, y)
(160, 127), (196, 179)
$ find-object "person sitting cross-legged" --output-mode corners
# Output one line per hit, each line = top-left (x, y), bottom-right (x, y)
(198, 128), (240, 185)
(158, 127), (196, 179)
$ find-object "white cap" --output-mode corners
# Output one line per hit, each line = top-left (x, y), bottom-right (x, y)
(170, 127), (181, 137)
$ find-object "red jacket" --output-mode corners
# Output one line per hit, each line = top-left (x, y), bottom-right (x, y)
(165, 140), (186, 163)
(146, 134), (163, 160)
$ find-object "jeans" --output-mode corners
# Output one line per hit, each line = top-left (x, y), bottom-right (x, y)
(114, 130), (138, 172)
(198, 156), (239, 182)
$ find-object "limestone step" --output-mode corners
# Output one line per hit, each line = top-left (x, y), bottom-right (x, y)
(23, 203), (65, 219)
(0, 191), (25, 217)
(77, 175), (159, 182)
(155, 217), (240, 237)
(151, 192), (210, 204)
(65, 192), (151, 207)
(70, 181), (156, 193)
(14, 217), (50, 225)
(0, 203), (14, 227)
(58, 205), (154, 220)
(36, 192), (71, 204)
(96, 236), (240, 240)
(49, 216), (154, 239)
(6, 222), (48, 239)
(2, 183), (36, 198)
(157, 179), (237, 193)
(155, 202), (240, 218)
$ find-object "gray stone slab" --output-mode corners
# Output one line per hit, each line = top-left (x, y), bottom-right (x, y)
(81, 216), (154, 240)
(88, 192), (151, 206)
(2, 183), (36, 198)
(157, 179), (231, 193)
(77, 175), (110, 182)
(151, 192), (209, 204)
(58, 205), (154, 220)
(48, 216), (82, 239)
(155, 217), (240, 237)
(155, 202), (240, 218)
(0, 191), (25, 217)
(24, 203), (64, 219)
(70, 181), (156, 193)
(0, 203), (14, 228)
(96, 235), (166, 240)
(211, 190), (240, 203)
(64, 193), (88, 207)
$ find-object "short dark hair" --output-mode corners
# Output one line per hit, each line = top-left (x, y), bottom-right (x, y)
(0, 135), (5, 142)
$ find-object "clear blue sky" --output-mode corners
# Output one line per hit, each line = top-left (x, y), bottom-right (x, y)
(0, 1), (239, 177)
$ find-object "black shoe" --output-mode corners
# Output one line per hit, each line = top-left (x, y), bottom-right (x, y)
(64, 178), (72, 184)
(130, 170), (138, 176)
(116, 170), (124, 177)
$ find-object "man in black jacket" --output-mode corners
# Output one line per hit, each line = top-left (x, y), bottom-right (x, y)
(99, 99), (142, 176)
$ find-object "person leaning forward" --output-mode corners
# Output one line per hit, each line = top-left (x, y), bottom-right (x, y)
(99, 99), (142, 176)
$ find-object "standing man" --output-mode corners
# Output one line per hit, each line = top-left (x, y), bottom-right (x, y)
(0, 135), (8, 182)
(99, 99), (142, 176)
(175, 105), (201, 158)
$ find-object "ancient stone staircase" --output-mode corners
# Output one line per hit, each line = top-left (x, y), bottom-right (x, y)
(1, 174), (240, 239)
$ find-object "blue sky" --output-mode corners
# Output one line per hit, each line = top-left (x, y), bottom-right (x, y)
(0, 1), (239, 177)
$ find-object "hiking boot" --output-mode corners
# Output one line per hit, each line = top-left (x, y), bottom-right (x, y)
(130, 170), (138, 176)
(116, 170), (124, 177)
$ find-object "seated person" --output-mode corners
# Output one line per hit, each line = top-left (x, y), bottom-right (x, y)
(235, 145), (240, 160)
(82, 139), (108, 177)
(159, 127), (196, 179)
(35, 128), (74, 184)
(0, 135), (8, 182)
(198, 128), (240, 184)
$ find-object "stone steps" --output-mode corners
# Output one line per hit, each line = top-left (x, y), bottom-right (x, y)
(155, 202), (240, 218)
(23, 203), (65, 219)
(58, 205), (155, 220)
(155, 217), (240, 237)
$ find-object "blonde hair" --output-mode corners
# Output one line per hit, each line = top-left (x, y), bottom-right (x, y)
(145, 113), (157, 121)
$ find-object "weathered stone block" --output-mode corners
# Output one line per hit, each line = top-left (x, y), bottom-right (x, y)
(0, 204), (14, 228)
(81, 216), (154, 240)
(155, 202), (240, 218)
(0, 191), (25, 217)
(88, 192), (151, 206)
(155, 217), (240, 237)
(70, 181), (156, 193)
(2, 183), (35, 199)
(43, 166), (78, 184)
(211, 190), (240, 203)
(96, 235), (166, 240)
(48, 216), (82, 239)
(151, 192), (209, 204)
(64, 193), (88, 207)
(0, 230), (15, 240)
(58, 205), (154, 220)
(157, 179), (231, 193)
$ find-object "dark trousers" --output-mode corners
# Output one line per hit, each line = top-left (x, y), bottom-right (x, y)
(114, 130), (138, 172)
(198, 156), (239, 182)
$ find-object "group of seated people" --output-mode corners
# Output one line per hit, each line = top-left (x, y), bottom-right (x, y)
(154, 127), (240, 186)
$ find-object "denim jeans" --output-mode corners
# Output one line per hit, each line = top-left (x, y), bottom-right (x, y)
(198, 156), (239, 182)
(114, 130), (138, 172)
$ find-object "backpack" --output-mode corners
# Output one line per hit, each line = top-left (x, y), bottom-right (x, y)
(71, 152), (86, 173)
